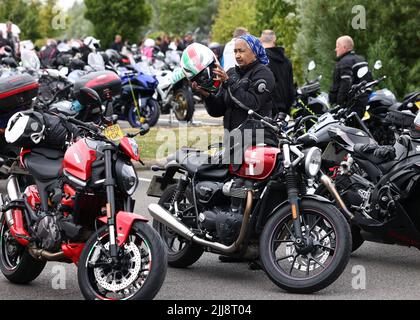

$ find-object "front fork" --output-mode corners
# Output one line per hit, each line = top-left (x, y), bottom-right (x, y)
(103, 147), (119, 261)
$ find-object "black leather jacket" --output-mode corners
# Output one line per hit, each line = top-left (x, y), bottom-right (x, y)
(204, 60), (275, 132)
(329, 51), (372, 106)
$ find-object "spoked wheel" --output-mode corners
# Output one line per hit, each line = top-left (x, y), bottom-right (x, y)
(78, 222), (167, 300)
(0, 215), (46, 284)
(153, 185), (204, 268)
(173, 87), (194, 122)
(260, 200), (351, 294)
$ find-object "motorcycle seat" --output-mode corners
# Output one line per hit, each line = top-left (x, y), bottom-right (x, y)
(24, 150), (64, 182)
(174, 148), (228, 179)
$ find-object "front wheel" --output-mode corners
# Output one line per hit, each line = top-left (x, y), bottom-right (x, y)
(260, 200), (351, 294)
(173, 87), (195, 122)
(78, 222), (167, 300)
(128, 99), (160, 128)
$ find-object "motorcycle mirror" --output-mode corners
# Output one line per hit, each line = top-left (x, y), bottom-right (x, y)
(374, 60), (383, 70)
(140, 123), (150, 135)
(357, 66), (369, 79)
(59, 67), (69, 77)
(308, 60), (316, 72)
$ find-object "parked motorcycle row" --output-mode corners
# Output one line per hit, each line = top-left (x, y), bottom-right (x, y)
(0, 40), (419, 300)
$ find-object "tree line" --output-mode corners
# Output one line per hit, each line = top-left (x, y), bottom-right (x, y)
(0, 0), (417, 97)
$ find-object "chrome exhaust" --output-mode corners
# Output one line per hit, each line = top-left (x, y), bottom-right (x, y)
(320, 174), (354, 220)
(149, 191), (253, 254)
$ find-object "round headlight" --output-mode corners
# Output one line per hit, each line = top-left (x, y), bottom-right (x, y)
(305, 147), (322, 177)
(116, 160), (138, 196)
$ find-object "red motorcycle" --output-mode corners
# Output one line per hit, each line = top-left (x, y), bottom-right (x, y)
(0, 104), (167, 300)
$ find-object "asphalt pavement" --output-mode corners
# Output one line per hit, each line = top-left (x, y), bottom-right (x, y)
(1, 170), (420, 300)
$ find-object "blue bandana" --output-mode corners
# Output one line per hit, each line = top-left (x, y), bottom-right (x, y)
(238, 34), (269, 65)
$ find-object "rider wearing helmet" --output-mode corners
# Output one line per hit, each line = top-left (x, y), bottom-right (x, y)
(184, 36), (275, 137)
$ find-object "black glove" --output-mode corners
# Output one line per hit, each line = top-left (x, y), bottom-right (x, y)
(373, 145), (396, 161)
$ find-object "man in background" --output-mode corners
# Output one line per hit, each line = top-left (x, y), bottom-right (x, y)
(260, 30), (294, 117)
(329, 35), (372, 118)
(110, 34), (123, 52)
(222, 27), (248, 71)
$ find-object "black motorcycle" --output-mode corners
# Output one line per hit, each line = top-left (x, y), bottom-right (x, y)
(147, 88), (352, 294)
(316, 115), (420, 253)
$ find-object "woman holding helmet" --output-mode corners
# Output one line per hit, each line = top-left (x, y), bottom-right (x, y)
(184, 35), (275, 149)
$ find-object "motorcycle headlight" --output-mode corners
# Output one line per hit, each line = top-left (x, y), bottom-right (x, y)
(116, 159), (138, 196)
(305, 147), (322, 177)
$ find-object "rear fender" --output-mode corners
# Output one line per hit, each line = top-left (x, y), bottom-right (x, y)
(98, 211), (148, 246)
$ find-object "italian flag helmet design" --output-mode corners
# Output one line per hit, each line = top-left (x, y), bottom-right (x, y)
(181, 43), (221, 92)
(181, 43), (215, 80)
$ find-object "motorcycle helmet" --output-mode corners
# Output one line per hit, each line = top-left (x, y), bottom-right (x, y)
(105, 49), (121, 64)
(144, 38), (155, 48)
(69, 58), (86, 71)
(181, 43), (221, 92)
(5, 111), (45, 147)
(84, 36), (101, 51)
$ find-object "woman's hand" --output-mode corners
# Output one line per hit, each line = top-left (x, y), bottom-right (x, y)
(213, 62), (229, 83)
(191, 81), (210, 98)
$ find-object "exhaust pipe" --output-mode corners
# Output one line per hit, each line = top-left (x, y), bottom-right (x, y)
(28, 245), (70, 262)
(320, 174), (354, 220)
(149, 191), (253, 254)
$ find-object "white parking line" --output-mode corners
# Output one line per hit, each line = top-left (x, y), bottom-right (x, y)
(138, 178), (152, 183)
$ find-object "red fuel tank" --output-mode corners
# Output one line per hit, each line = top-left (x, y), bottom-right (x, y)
(230, 146), (281, 180)
(63, 139), (97, 182)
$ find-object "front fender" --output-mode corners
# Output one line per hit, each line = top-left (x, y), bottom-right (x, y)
(267, 194), (333, 222)
(98, 211), (149, 246)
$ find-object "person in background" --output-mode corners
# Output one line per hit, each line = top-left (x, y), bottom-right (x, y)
(260, 30), (295, 117)
(329, 35), (372, 118)
(177, 31), (194, 51)
(222, 27), (248, 71)
(110, 34), (123, 52)
(160, 34), (171, 54)
(208, 42), (224, 68)
(5, 21), (19, 58)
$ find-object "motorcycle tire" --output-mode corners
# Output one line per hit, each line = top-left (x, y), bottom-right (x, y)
(128, 99), (160, 128)
(315, 181), (365, 253)
(153, 185), (204, 268)
(77, 222), (167, 300)
(0, 215), (46, 284)
(260, 199), (351, 294)
(174, 87), (195, 122)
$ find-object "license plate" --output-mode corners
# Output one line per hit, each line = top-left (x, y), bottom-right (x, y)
(416, 101), (420, 110)
(104, 124), (124, 141)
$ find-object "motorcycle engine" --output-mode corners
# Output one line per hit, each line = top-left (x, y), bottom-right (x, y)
(196, 179), (249, 245)
(35, 214), (62, 252)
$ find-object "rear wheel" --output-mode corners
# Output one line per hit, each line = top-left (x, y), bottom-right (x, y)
(153, 185), (204, 268)
(0, 215), (46, 284)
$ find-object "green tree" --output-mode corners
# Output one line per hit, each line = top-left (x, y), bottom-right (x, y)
(296, 0), (419, 98)
(150, 0), (218, 38)
(84, 0), (151, 47)
(62, 1), (94, 39)
(255, 0), (302, 81)
(211, 0), (257, 44)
